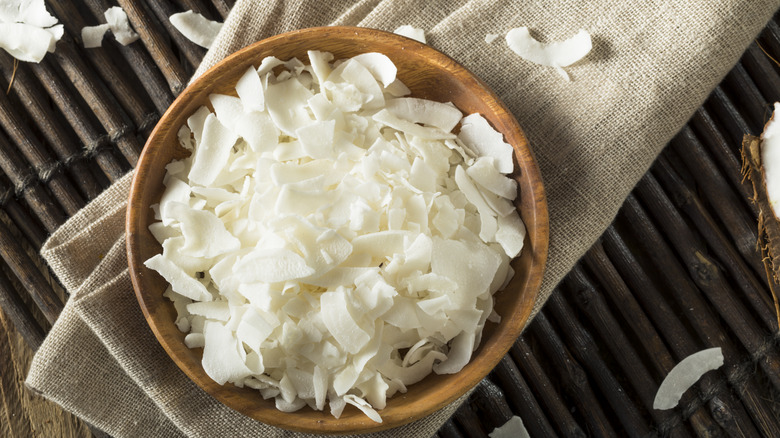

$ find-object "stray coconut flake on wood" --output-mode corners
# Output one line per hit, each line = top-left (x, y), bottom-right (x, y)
(653, 347), (724, 410)
(170, 10), (223, 49)
(506, 26), (592, 81)
(81, 6), (139, 48)
(0, 0), (62, 62)
(145, 50), (526, 422)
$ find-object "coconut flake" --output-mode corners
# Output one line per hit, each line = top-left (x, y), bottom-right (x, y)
(458, 114), (514, 174)
(393, 25), (426, 44)
(202, 321), (253, 385)
(386, 98), (462, 132)
(653, 347), (724, 410)
(485, 34), (499, 44)
(169, 10), (222, 49)
(81, 24), (110, 48)
(344, 394), (383, 423)
(144, 254), (211, 302)
(467, 157), (517, 200)
(506, 27), (592, 80)
(0, 1), (64, 62)
(104, 7), (139, 46)
(352, 53), (397, 88)
(0, 23), (53, 62)
(490, 416), (530, 438)
(761, 102), (780, 219)
(495, 211), (526, 258)
(188, 113), (238, 186)
(11, 0), (57, 28)
(236, 66), (265, 112)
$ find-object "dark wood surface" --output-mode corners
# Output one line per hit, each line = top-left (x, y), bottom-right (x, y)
(1, 1), (779, 437)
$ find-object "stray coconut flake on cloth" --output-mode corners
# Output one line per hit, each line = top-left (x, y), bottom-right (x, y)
(145, 50), (526, 423)
(393, 25), (426, 44)
(170, 10), (223, 49)
(490, 416), (530, 438)
(653, 347), (724, 410)
(506, 27), (592, 81)
(0, 0), (62, 62)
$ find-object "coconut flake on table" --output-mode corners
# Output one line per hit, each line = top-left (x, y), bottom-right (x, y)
(490, 416), (530, 438)
(103, 6), (139, 46)
(146, 50), (526, 422)
(0, 0), (62, 62)
(81, 24), (110, 48)
(761, 102), (780, 219)
(506, 26), (592, 81)
(485, 33), (499, 44)
(653, 347), (724, 410)
(393, 25), (426, 43)
(169, 10), (223, 49)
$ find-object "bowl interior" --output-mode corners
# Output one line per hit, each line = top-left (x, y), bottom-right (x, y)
(127, 26), (548, 435)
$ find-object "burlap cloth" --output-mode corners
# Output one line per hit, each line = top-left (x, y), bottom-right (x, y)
(25, 0), (779, 436)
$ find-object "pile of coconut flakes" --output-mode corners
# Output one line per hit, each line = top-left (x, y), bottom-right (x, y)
(145, 51), (526, 422)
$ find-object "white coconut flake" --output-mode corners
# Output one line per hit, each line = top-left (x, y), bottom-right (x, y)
(104, 7), (139, 46)
(761, 102), (780, 219)
(653, 347), (724, 410)
(352, 53), (397, 88)
(485, 33), (499, 44)
(459, 114), (514, 174)
(202, 321), (252, 385)
(386, 98), (462, 132)
(147, 51), (527, 423)
(0, 0), (63, 62)
(393, 25), (426, 44)
(490, 416), (530, 438)
(81, 24), (110, 48)
(170, 10), (222, 49)
(236, 66), (265, 112)
(12, 0), (57, 28)
(495, 211), (526, 258)
(0, 23), (53, 62)
(188, 113), (238, 186)
(506, 27), (592, 80)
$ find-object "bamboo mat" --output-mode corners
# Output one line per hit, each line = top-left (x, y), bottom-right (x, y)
(0, 1), (779, 437)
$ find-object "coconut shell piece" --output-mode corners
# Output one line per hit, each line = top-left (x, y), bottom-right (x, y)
(741, 132), (780, 332)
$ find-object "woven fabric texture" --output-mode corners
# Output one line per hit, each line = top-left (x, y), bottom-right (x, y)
(27, 0), (779, 437)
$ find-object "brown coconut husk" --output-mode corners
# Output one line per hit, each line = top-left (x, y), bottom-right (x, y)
(741, 132), (780, 332)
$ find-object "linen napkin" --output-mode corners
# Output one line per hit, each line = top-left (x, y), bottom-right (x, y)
(26, 0), (779, 437)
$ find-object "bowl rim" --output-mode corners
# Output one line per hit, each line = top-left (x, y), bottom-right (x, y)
(127, 25), (549, 435)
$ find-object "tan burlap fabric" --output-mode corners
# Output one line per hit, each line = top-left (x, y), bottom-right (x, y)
(26, 0), (779, 437)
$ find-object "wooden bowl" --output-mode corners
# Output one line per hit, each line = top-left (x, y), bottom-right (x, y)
(127, 26), (548, 435)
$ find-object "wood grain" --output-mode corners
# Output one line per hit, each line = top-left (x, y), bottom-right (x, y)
(126, 26), (549, 435)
